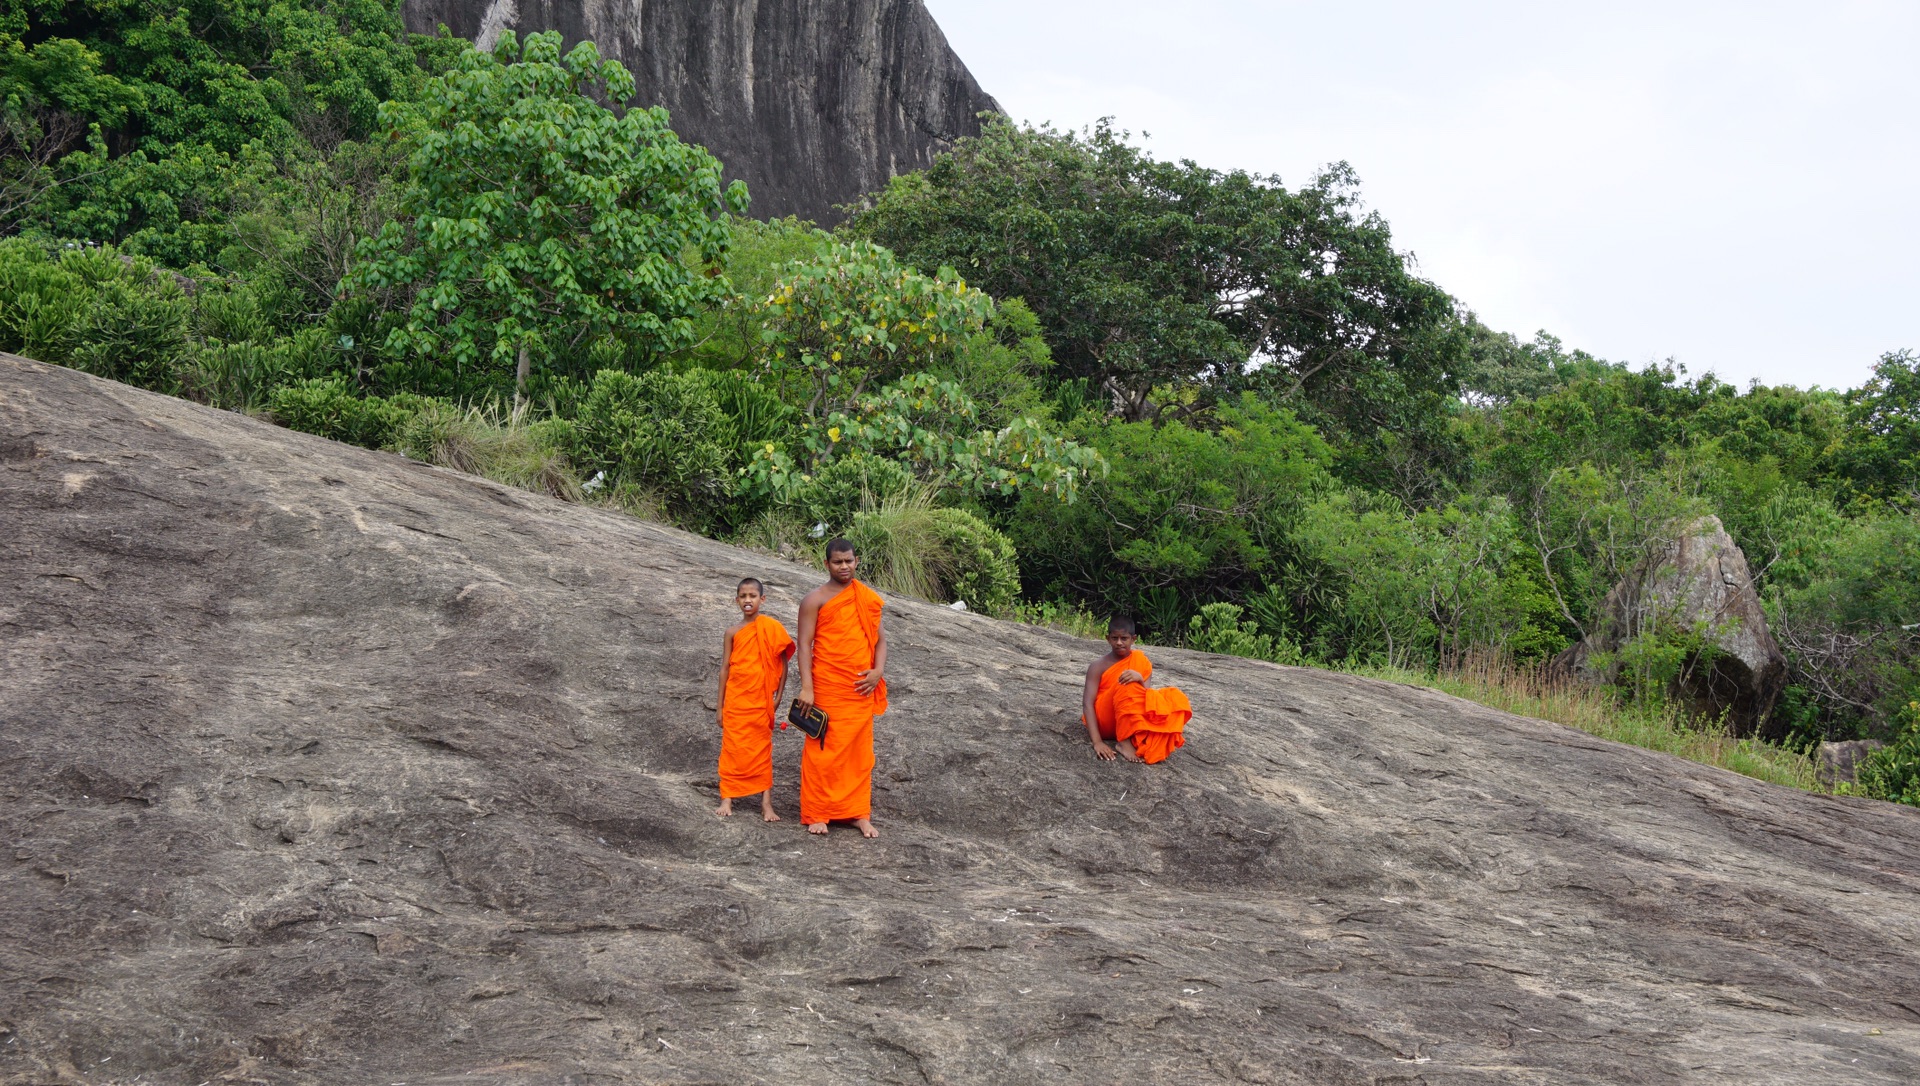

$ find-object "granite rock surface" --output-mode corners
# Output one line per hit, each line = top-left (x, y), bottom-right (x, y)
(4, 355), (1920, 1085)
(400, 0), (999, 222)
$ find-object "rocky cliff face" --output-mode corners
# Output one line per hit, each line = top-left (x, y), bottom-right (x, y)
(400, 0), (999, 222)
(5, 355), (1920, 1084)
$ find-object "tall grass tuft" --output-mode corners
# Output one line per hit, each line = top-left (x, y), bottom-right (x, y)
(846, 485), (950, 602)
(395, 402), (581, 501)
(1350, 648), (1824, 792)
(1007, 598), (1111, 640)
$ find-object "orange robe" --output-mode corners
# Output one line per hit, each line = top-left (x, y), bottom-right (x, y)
(718, 614), (796, 799)
(1084, 650), (1191, 764)
(800, 580), (888, 823)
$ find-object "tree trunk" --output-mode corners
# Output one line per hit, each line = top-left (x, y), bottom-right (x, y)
(515, 344), (531, 406)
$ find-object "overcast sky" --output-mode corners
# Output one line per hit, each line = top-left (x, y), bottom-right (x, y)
(921, 0), (1916, 392)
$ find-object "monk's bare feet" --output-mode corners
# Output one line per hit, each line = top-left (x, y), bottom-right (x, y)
(853, 817), (878, 838)
(760, 797), (781, 822)
(1118, 740), (1145, 763)
(807, 821), (830, 835)
(715, 798), (734, 818)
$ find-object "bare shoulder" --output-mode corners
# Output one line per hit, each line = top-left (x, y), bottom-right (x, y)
(800, 583), (835, 610)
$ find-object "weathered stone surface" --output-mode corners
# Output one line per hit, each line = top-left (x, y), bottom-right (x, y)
(1555, 515), (1790, 736)
(1819, 739), (1888, 788)
(399, 0), (999, 222)
(4, 354), (1920, 1085)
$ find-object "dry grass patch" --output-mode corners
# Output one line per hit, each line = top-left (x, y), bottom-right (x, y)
(1353, 650), (1824, 793)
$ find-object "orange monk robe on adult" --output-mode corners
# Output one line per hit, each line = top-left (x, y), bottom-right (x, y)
(718, 614), (796, 799)
(1086, 649), (1192, 764)
(800, 580), (888, 824)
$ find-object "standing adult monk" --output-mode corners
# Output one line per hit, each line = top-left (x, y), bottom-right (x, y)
(796, 537), (888, 838)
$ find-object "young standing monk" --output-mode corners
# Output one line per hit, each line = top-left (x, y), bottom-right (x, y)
(796, 538), (887, 838)
(715, 577), (795, 820)
(1081, 615), (1192, 764)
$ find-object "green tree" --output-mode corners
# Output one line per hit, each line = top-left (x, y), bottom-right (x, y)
(1836, 350), (1920, 508)
(342, 31), (746, 400)
(0, 35), (141, 229)
(846, 119), (1467, 471)
(1003, 394), (1333, 634)
(757, 237), (992, 418)
(10, 0), (451, 263)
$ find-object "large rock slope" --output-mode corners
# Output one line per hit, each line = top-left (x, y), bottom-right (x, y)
(400, 0), (999, 222)
(3, 353), (1920, 1085)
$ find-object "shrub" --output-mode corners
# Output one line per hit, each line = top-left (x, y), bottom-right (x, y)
(1005, 393), (1332, 623)
(1187, 602), (1305, 664)
(179, 341), (296, 410)
(846, 493), (1021, 614)
(558, 368), (731, 525)
(0, 239), (189, 389)
(67, 276), (191, 391)
(1851, 700), (1920, 807)
(935, 506), (1021, 615)
(791, 453), (915, 532)
(268, 376), (422, 449)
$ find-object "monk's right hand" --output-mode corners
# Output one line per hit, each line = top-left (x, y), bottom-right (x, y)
(1091, 739), (1118, 761)
(1118, 669), (1144, 685)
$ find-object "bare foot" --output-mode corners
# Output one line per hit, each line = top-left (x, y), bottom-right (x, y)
(853, 817), (878, 838)
(807, 821), (829, 835)
(760, 797), (781, 823)
(715, 798), (734, 818)
(1118, 741), (1145, 764)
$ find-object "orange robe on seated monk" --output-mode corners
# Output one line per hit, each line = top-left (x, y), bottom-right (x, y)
(801, 580), (888, 824)
(1084, 649), (1192, 764)
(718, 614), (796, 799)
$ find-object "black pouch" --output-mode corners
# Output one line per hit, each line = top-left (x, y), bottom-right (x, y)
(787, 698), (829, 744)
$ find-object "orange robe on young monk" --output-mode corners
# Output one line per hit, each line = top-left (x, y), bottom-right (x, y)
(1085, 649), (1192, 764)
(718, 614), (796, 799)
(801, 580), (888, 824)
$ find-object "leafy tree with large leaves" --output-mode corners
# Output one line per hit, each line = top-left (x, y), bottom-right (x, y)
(845, 119), (1468, 484)
(343, 31), (748, 400)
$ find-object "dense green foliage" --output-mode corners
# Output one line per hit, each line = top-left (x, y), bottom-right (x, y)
(846, 119), (1469, 499)
(4, 4), (1916, 801)
(344, 32), (745, 400)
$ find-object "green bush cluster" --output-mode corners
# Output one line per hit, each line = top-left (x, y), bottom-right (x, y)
(267, 377), (432, 449)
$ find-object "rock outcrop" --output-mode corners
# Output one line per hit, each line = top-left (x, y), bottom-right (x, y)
(6, 355), (1920, 1085)
(1820, 739), (1888, 788)
(400, 0), (999, 222)
(1555, 515), (1790, 736)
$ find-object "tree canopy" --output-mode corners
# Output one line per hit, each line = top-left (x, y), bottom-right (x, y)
(343, 31), (747, 399)
(846, 118), (1468, 465)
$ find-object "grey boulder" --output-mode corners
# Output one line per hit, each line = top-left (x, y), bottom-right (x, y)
(1556, 515), (1789, 736)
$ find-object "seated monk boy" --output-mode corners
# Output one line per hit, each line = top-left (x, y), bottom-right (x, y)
(715, 577), (795, 820)
(1080, 615), (1192, 764)
(795, 538), (888, 838)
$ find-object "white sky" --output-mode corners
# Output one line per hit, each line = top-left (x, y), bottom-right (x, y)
(922, 0), (1917, 392)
